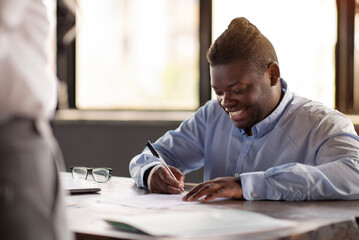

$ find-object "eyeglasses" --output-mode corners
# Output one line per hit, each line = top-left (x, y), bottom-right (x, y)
(71, 167), (112, 183)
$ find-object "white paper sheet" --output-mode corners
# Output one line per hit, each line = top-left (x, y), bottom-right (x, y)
(99, 192), (200, 209)
(106, 208), (297, 237)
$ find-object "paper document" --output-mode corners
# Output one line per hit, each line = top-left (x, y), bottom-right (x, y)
(106, 208), (297, 237)
(99, 192), (199, 209)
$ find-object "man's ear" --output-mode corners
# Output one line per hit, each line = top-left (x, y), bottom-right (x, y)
(268, 62), (280, 86)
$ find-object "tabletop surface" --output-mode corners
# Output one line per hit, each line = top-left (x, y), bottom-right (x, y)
(62, 172), (359, 240)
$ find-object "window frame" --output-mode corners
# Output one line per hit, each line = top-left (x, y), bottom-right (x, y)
(56, 0), (212, 111)
(336, 0), (356, 113)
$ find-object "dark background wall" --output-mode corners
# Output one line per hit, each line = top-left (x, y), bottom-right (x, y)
(52, 120), (204, 183)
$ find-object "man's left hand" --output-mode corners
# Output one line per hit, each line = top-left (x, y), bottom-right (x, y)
(182, 177), (243, 203)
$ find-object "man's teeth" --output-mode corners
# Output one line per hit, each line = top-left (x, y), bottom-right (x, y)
(229, 110), (243, 116)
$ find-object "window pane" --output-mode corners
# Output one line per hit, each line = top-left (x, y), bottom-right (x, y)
(76, 0), (199, 110)
(212, 0), (336, 108)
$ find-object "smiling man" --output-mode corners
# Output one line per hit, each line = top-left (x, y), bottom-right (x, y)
(129, 17), (359, 201)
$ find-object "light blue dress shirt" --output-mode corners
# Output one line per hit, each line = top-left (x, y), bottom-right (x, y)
(129, 79), (359, 201)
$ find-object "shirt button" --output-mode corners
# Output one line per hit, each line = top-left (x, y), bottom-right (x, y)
(246, 141), (251, 144)
(251, 192), (258, 198)
(234, 173), (240, 177)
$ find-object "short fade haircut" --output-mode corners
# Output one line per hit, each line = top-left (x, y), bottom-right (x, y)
(207, 17), (278, 73)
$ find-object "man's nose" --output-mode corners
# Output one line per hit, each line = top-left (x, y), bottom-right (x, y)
(221, 93), (235, 108)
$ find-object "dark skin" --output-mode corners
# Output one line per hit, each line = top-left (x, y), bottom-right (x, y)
(148, 60), (282, 202)
(147, 164), (184, 194)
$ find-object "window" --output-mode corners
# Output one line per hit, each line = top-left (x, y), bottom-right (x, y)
(75, 0), (200, 110)
(212, 0), (337, 108)
(58, 0), (355, 114)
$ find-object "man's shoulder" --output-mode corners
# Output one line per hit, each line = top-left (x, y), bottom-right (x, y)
(290, 95), (344, 119)
(283, 95), (354, 134)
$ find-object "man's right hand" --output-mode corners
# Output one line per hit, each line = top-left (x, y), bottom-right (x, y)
(147, 165), (184, 194)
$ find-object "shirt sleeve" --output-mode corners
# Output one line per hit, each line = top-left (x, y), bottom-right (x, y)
(241, 131), (359, 201)
(0, 0), (30, 59)
(129, 150), (162, 189)
(129, 102), (211, 188)
(0, 0), (30, 28)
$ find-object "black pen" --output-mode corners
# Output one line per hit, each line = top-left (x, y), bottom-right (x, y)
(146, 141), (185, 192)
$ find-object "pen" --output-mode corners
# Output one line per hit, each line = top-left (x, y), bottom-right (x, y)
(146, 140), (185, 192)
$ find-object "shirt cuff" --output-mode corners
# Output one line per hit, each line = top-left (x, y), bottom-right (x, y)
(240, 171), (266, 200)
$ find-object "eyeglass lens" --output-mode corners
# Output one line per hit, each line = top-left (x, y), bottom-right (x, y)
(92, 168), (110, 182)
(72, 167), (88, 180)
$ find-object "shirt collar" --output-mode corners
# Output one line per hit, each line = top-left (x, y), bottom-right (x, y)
(238, 79), (293, 138)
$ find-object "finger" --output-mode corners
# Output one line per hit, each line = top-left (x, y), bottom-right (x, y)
(158, 166), (182, 188)
(148, 165), (184, 194)
(201, 188), (225, 203)
(147, 165), (174, 192)
(188, 184), (220, 201)
(149, 176), (183, 194)
(169, 166), (185, 181)
(201, 183), (244, 201)
(168, 166), (185, 187)
(185, 183), (221, 202)
(150, 182), (183, 194)
(182, 182), (207, 201)
(161, 183), (184, 194)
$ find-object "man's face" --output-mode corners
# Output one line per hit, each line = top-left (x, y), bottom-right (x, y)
(210, 60), (279, 135)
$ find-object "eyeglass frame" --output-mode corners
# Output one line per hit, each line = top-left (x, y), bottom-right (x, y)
(71, 166), (113, 183)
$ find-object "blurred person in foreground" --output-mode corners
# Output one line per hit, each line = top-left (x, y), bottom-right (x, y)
(129, 17), (359, 202)
(0, 0), (74, 239)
